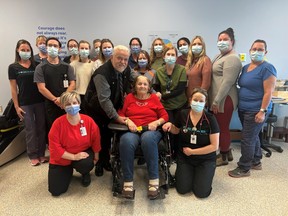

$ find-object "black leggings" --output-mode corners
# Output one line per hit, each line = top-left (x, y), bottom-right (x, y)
(48, 149), (94, 196)
(175, 157), (216, 198)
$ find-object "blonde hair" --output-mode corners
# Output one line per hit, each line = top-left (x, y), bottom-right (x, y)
(36, 35), (47, 46)
(60, 91), (81, 106)
(185, 36), (207, 72)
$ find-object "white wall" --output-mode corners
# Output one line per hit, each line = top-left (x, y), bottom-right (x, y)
(1, 0), (287, 112)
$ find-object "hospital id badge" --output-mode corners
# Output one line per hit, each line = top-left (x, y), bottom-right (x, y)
(63, 79), (69, 88)
(80, 126), (87, 136)
(190, 134), (197, 144)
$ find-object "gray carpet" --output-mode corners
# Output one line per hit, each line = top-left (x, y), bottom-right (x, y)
(1, 140), (288, 216)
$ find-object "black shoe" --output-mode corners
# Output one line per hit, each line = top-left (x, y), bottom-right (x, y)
(81, 173), (91, 187)
(95, 163), (104, 176)
(103, 162), (112, 172)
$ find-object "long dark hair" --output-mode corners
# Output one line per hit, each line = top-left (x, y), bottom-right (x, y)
(15, 39), (35, 67)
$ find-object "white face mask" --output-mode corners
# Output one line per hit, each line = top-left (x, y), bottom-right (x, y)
(217, 40), (230, 52)
(179, 45), (189, 54)
(190, 100), (205, 112)
(79, 49), (90, 58)
(191, 45), (203, 55)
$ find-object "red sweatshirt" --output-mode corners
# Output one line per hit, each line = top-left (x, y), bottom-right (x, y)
(118, 93), (169, 126)
(49, 114), (101, 166)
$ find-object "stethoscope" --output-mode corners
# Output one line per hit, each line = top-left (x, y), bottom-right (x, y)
(183, 111), (211, 135)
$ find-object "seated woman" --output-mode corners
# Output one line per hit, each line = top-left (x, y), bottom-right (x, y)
(162, 87), (219, 198)
(48, 91), (101, 196)
(118, 75), (169, 200)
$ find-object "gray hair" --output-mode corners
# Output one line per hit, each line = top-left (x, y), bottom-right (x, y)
(113, 45), (130, 56)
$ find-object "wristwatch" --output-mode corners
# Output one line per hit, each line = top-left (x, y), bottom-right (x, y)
(260, 108), (267, 113)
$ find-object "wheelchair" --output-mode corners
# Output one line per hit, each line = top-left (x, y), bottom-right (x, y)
(0, 99), (25, 166)
(108, 122), (175, 200)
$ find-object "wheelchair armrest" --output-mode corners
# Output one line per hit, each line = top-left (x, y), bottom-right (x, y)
(108, 122), (129, 131)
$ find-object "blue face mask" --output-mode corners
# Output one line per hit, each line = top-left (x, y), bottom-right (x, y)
(69, 47), (79, 55)
(65, 104), (80, 116)
(191, 45), (203, 55)
(79, 49), (90, 58)
(191, 100), (205, 113)
(38, 44), (47, 53)
(19, 51), (31, 60)
(154, 45), (163, 53)
(47, 46), (59, 58)
(131, 45), (141, 54)
(164, 56), (176, 65)
(217, 41), (230, 52)
(250, 51), (265, 62)
(138, 59), (148, 68)
(103, 47), (113, 58)
(179, 45), (189, 54)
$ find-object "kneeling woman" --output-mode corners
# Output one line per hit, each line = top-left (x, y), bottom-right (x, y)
(163, 87), (219, 198)
(48, 91), (101, 196)
(118, 75), (169, 200)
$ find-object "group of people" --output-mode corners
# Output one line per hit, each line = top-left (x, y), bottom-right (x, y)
(7, 27), (277, 199)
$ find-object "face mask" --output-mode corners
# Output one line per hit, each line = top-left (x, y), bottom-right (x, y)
(250, 51), (265, 62)
(179, 45), (189, 54)
(164, 56), (176, 65)
(191, 100), (205, 113)
(79, 49), (90, 58)
(38, 44), (47, 53)
(19, 51), (31, 60)
(131, 45), (141, 54)
(192, 45), (203, 55)
(65, 104), (80, 116)
(103, 47), (113, 57)
(47, 46), (59, 58)
(138, 59), (148, 68)
(154, 45), (163, 53)
(69, 47), (78, 55)
(217, 41), (230, 52)
(95, 47), (100, 55)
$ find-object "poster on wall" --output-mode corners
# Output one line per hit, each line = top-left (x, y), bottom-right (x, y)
(147, 31), (180, 51)
(36, 25), (68, 59)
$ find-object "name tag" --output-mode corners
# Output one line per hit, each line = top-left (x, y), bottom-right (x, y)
(63, 79), (69, 88)
(80, 126), (87, 136)
(190, 134), (197, 144)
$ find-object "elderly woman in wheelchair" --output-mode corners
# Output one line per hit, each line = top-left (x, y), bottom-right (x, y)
(116, 75), (169, 200)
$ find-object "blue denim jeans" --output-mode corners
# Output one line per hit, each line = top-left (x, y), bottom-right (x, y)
(238, 111), (267, 170)
(119, 131), (162, 181)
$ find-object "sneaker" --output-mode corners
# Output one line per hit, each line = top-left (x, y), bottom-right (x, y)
(39, 156), (49, 163)
(216, 153), (228, 166)
(251, 162), (262, 170)
(30, 158), (40, 166)
(81, 173), (91, 187)
(228, 167), (250, 178)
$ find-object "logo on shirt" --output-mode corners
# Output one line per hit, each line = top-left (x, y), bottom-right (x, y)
(136, 101), (148, 107)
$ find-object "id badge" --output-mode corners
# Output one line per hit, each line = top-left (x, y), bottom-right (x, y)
(80, 126), (87, 136)
(63, 79), (69, 88)
(190, 134), (197, 144)
(166, 90), (171, 94)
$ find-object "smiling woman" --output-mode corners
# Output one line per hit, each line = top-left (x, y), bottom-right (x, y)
(117, 75), (169, 200)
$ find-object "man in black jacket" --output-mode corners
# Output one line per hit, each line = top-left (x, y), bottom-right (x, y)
(84, 45), (134, 176)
